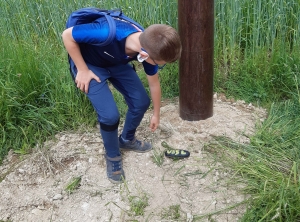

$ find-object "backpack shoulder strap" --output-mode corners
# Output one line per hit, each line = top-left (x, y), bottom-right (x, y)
(100, 13), (116, 46)
(66, 7), (117, 47)
(107, 9), (144, 31)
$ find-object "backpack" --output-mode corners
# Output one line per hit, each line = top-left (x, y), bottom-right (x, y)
(66, 7), (144, 47)
(66, 7), (143, 85)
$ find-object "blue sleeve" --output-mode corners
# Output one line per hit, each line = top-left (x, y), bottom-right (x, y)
(115, 19), (142, 40)
(72, 20), (109, 44)
(142, 62), (158, 76)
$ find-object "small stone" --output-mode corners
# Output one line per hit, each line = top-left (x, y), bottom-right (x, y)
(31, 208), (42, 215)
(37, 205), (45, 210)
(18, 169), (25, 174)
(81, 202), (89, 211)
(71, 165), (77, 170)
(60, 135), (66, 141)
(187, 136), (194, 141)
(187, 213), (193, 221)
(53, 194), (63, 200)
(181, 198), (189, 204)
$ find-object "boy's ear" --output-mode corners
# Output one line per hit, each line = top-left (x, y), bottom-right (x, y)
(137, 50), (149, 62)
(139, 50), (149, 57)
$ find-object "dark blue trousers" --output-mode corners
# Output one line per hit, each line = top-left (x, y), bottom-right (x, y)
(71, 62), (150, 157)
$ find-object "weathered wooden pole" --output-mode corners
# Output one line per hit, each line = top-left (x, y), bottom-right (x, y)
(178, 0), (214, 120)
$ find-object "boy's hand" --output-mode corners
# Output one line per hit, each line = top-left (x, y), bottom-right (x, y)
(149, 115), (160, 132)
(75, 69), (101, 93)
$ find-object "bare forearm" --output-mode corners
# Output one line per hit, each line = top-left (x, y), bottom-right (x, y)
(62, 27), (88, 72)
(150, 83), (161, 117)
(61, 27), (101, 93)
(148, 76), (161, 132)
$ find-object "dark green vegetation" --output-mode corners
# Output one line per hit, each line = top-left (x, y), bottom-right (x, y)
(0, 0), (299, 221)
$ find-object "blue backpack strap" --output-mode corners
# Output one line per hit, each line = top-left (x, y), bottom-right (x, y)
(118, 14), (144, 31)
(66, 7), (117, 47)
(66, 7), (144, 45)
(99, 14), (116, 46)
(107, 9), (144, 30)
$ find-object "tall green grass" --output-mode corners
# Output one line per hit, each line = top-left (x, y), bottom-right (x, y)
(0, 36), (96, 157)
(209, 90), (300, 220)
(0, 0), (300, 220)
(214, 0), (300, 105)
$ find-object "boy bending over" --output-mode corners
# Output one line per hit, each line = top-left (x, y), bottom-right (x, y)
(62, 15), (181, 183)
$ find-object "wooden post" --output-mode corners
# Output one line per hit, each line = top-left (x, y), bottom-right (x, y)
(178, 0), (214, 120)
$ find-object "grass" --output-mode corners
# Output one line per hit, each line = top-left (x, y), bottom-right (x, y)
(0, 0), (300, 221)
(65, 176), (82, 194)
(120, 180), (149, 217)
(161, 204), (183, 220)
(206, 93), (300, 221)
(128, 194), (149, 216)
(151, 148), (165, 167)
(215, 45), (300, 106)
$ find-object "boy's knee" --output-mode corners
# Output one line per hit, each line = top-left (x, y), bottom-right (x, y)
(143, 97), (151, 111)
(98, 110), (120, 131)
(99, 118), (120, 131)
(133, 97), (150, 113)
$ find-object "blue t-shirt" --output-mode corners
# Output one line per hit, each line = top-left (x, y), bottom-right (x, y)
(72, 17), (158, 75)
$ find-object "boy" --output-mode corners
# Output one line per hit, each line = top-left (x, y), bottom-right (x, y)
(62, 15), (181, 184)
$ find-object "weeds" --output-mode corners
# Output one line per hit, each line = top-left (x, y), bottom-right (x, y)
(65, 176), (82, 194)
(128, 194), (149, 216)
(151, 148), (164, 167)
(161, 204), (183, 220)
(115, 180), (150, 217)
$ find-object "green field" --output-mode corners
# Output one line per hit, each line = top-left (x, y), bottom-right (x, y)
(0, 0), (299, 221)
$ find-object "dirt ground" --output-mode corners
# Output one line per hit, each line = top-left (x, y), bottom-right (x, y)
(0, 94), (266, 222)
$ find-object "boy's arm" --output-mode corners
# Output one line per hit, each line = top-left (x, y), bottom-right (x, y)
(62, 27), (100, 93)
(147, 73), (161, 132)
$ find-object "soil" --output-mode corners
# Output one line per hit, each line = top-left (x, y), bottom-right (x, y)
(0, 94), (266, 222)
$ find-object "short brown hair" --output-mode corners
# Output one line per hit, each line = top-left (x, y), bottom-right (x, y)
(139, 24), (182, 63)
